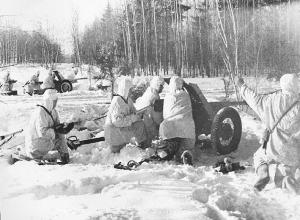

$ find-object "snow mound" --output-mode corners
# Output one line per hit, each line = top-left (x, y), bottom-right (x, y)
(2, 65), (300, 220)
(66, 104), (108, 130)
(70, 141), (148, 165)
(192, 187), (211, 203)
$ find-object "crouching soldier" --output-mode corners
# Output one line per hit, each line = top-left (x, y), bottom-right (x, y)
(236, 74), (300, 193)
(159, 76), (195, 165)
(1, 71), (14, 91)
(24, 89), (70, 164)
(104, 77), (148, 153)
(25, 71), (41, 95)
(136, 76), (165, 141)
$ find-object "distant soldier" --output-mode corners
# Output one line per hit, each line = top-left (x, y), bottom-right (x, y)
(1, 71), (13, 91)
(25, 71), (41, 95)
(31, 70), (40, 83)
(73, 67), (79, 76)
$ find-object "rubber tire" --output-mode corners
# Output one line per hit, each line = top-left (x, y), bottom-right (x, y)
(60, 80), (73, 93)
(211, 107), (242, 155)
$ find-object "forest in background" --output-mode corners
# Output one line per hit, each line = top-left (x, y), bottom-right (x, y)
(0, 19), (64, 68)
(75, 0), (300, 79)
(1, 0), (299, 79)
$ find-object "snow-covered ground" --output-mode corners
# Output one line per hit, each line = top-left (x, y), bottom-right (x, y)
(0, 64), (299, 220)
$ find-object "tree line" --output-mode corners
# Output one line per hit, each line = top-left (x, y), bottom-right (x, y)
(76, 0), (300, 78)
(0, 27), (64, 67)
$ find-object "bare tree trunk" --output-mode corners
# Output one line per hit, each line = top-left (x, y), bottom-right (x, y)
(152, 0), (158, 74)
(141, 0), (148, 73)
(125, 0), (133, 64)
(215, 0), (240, 101)
(72, 10), (81, 66)
(55, 44), (59, 63)
(122, 25), (128, 59)
(164, 0), (169, 75)
(131, 1), (140, 70)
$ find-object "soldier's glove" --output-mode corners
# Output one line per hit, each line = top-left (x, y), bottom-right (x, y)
(235, 77), (245, 88)
(54, 122), (74, 134)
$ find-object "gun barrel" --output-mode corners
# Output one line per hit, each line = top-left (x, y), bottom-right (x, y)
(79, 137), (105, 146)
(94, 114), (107, 121)
(74, 77), (88, 80)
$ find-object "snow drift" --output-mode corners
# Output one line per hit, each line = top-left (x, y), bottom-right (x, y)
(0, 64), (299, 220)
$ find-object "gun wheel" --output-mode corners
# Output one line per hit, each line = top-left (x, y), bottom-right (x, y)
(60, 80), (73, 93)
(211, 107), (242, 155)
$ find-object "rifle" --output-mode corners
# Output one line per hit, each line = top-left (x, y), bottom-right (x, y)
(23, 81), (30, 87)
(90, 104), (152, 122)
(0, 129), (24, 147)
(68, 105), (152, 147)
(67, 136), (105, 150)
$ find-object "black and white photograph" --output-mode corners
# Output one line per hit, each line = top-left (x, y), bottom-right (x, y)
(1, 0), (300, 219)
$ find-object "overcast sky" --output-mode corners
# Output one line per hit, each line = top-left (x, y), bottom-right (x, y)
(0, 0), (121, 55)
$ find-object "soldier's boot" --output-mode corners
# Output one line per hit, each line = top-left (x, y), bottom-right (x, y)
(254, 164), (270, 191)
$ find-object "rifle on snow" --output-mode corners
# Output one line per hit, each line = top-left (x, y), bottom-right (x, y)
(0, 129), (24, 147)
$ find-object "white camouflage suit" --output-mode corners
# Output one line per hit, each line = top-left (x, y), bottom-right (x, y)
(104, 77), (147, 153)
(159, 76), (196, 162)
(26, 71), (41, 94)
(240, 74), (300, 186)
(24, 89), (69, 159)
(135, 76), (164, 141)
(1, 71), (13, 91)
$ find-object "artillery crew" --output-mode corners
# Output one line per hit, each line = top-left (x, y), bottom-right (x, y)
(105, 75), (195, 165)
